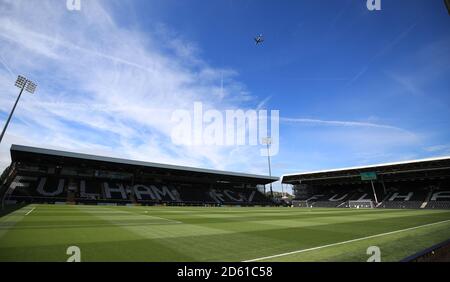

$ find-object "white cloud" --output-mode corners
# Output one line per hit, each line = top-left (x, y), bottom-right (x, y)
(280, 117), (410, 132)
(424, 144), (450, 155)
(0, 0), (269, 175)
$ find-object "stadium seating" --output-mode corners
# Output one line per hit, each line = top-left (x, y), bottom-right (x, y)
(3, 174), (273, 206)
(424, 189), (450, 209)
(292, 185), (450, 210)
(376, 187), (428, 209)
(378, 201), (423, 209)
(425, 201), (450, 209)
(293, 187), (384, 208)
(310, 201), (343, 208)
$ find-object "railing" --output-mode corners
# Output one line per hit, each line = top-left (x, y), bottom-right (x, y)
(401, 238), (450, 262)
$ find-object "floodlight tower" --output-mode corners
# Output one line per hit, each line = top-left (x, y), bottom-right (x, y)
(0, 75), (37, 144)
(262, 137), (274, 199)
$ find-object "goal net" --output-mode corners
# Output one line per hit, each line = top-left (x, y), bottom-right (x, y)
(292, 200), (310, 208)
(348, 200), (374, 209)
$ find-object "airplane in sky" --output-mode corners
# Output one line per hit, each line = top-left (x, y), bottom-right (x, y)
(254, 34), (264, 45)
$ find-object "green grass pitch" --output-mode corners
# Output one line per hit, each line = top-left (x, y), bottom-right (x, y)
(0, 204), (449, 262)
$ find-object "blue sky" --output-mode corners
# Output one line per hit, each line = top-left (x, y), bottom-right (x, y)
(0, 0), (449, 192)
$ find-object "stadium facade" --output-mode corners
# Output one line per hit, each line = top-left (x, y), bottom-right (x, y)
(283, 157), (450, 209)
(0, 145), (278, 207)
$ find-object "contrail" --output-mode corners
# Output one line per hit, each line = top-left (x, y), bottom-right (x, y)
(0, 22), (153, 73)
(280, 117), (409, 132)
(0, 52), (15, 79)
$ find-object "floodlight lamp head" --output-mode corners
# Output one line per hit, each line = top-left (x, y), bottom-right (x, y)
(25, 81), (37, 94)
(15, 75), (27, 89)
(15, 75), (37, 94)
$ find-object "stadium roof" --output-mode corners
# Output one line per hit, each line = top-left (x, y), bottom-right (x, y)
(282, 156), (450, 184)
(10, 144), (279, 185)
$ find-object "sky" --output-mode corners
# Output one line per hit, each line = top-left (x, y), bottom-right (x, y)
(0, 0), (449, 193)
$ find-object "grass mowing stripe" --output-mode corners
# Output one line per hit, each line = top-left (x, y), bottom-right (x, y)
(243, 219), (450, 262)
(1, 205), (449, 261)
(118, 207), (184, 224)
(0, 205), (32, 240)
(143, 215), (182, 224)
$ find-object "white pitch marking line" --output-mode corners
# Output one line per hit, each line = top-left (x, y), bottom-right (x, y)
(25, 207), (35, 216)
(243, 219), (450, 262)
(144, 212), (183, 224)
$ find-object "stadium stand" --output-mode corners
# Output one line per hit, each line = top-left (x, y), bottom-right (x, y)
(424, 189), (450, 209)
(377, 186), (429, 209)
(1, 145), (277, 208)
(285, 156), (450, 209)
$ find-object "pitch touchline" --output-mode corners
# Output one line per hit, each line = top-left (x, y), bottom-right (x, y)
(25, 207), (35, 216)
(243, 219), (450, 262)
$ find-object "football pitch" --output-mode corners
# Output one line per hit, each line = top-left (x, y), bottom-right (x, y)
(0, 204), (449, 262)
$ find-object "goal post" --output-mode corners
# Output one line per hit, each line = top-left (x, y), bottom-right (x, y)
(348, 200), (374, 209)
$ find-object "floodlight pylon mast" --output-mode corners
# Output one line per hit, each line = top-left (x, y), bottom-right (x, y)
(0, 76), (36, 144)
(262, 137), (274, 199)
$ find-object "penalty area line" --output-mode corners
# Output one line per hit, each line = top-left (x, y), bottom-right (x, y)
(243, 219), (450, 262)
(25, 207), (35, 216)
